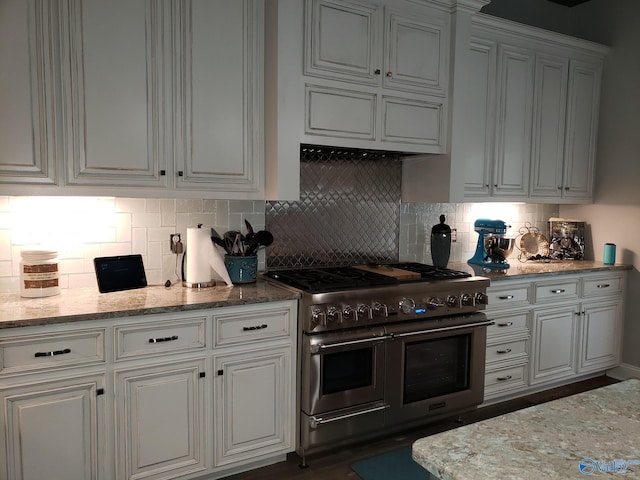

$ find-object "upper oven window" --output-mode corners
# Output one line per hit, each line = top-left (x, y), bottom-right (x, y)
(323, 347), (374, 394)
(403, 334), (471, 404)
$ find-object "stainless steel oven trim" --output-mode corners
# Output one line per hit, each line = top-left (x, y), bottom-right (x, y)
(389, 320), (494, 338)
(309, 402), (390, 428)
(310, 335), (392, 353)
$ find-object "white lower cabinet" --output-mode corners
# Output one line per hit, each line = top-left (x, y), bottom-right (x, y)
(0, 374), (106, 480)
(114, 360), (208, 480)
(483, 270), (625, 404)
(0, 300), (297, 480)
(530, 305), (579, 384)
(214, 346), (292, 467)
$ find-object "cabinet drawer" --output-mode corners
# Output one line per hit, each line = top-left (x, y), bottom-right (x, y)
(0, 329), (105, 375)
(582, 275), (623, 297)
(214, 305), (292, 347)
(534, 279), (579, 303)
(487, 312), (529, 338)
(487, 283), (530, 308)
(484, 364), (527, 389)
(115, 317), (206, 360)
(486, 339), (528, 364)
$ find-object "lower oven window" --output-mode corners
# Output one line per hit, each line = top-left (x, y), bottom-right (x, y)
(323, 347), (373, 394)
(404, 334), (470, 404)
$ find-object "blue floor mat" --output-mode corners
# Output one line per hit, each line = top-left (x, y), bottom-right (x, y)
(350, 446), (436, 480)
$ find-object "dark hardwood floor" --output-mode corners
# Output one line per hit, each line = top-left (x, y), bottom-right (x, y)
(226, 375), (619, 480)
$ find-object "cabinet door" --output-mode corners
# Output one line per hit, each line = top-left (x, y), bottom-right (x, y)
(383, 7), (448, 96)
(59, 0), (168, 188)
(530, 306), (578, 385)
(562, 59), (601, 200)
(0, 375), (105, 480)
(115, 360), (207, 480)
(493, 43), (534, 198)
(462, 37), (497, 198)
(530, 53), (569, 198)
(173, 0), (263, 195)
(0, 0), (58, 186)
(304, 0), (380, 84)
(214, 346), (292, 467)
(579, 300), (622, 373)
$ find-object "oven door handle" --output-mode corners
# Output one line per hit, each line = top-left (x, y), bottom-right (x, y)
(309, 403), (390, 429)
(390, 320), (495, 338)
(310, 335), (392, 354)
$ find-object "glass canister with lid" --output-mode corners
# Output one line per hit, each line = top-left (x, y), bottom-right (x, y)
(20, 249), (60, 298)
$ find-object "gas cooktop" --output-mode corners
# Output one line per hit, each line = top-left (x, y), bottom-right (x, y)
(263, 262), (471, 293)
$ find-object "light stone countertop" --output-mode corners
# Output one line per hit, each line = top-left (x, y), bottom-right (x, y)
(0, 262), (629, 329)
(413, 379), (640, 480)
(448, 260), (630, 281)
(0, 280), (299, 329)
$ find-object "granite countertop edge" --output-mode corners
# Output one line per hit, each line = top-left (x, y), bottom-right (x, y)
(0, 280), (300, 329)
(0, 262), (630, 329)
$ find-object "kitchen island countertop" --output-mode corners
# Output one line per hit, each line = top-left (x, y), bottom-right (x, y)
(413, 379), (640, 480)
(0, 280), (299, 329)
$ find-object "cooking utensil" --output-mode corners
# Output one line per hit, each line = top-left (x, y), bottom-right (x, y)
(244, 230), (274, 256)
(244, 219), (255, 244)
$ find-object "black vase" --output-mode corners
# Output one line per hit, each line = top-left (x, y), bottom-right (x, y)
(431, 214), (451, 268)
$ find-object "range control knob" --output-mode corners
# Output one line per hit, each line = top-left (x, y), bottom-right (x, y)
(460, 294), (474, 307)
(372, 302), (389, 318)
(426, 297), (444, 310)
(357, 304), (373, 320)
(399, 297), (416, 314)
(446, 295), (459, 308)
(326, 306), (343, 324)
(310, 306), (326, 328)
(342, 305), (356, 322)
(474, 292), (488, 306)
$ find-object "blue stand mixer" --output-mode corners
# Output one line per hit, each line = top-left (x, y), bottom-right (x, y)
(468, 219), (515, 269)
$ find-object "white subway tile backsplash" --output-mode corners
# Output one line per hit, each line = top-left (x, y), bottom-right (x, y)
(116, 198), (146, 213)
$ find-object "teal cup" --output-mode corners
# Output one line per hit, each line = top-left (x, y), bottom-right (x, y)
(224, 255), (258, 283)
(603, 243), (616, 265)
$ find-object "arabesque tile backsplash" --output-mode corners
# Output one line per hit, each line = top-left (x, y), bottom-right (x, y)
(0, 194), (558, 293)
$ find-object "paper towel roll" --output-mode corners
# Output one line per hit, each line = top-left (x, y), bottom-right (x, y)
(186, 227), (212, 284)
(186, 227), (233, 286)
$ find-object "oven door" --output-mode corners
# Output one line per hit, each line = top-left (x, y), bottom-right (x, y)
(301, 326), (389, 416)
(385, 313), (492, 425)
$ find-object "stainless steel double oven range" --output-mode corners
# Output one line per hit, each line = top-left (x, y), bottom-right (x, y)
(264, 263), (491, 464)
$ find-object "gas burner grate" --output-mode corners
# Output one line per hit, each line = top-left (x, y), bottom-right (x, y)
(263, 267), (397, 293)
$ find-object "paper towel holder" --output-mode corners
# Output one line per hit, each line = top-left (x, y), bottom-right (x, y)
(181, 250), (217, 289)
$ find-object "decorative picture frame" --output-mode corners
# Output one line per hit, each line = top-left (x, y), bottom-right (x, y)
(548, 218), (586, 260)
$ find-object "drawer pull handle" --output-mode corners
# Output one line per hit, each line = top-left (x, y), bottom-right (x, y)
(148, 335), (179, 344)
(551, 289), (565, 294)
(497, 321), (513, 327)
(498, 295), (514, 300)
(596, 284), (611, 289)
(34, 348), (71, 358)
(243, 324), (268, 331)
(497, 375), (513, 381)
(497, 348), (512, 354)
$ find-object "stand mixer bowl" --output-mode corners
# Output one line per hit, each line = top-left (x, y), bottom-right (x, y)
(484, 235), (516, 263)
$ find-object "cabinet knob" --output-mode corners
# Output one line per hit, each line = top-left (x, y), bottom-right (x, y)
(557, 186), (562, 190)
(178, 171), (184, 177)
(160, 170), (166, 176)
(386, 71), (393, 77)
(564, 186), (570, 191)
(374, 69), (381, 75)
(494, 184), (498, 188)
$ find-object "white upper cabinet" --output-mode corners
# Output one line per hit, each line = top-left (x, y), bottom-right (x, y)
(492, 42), (534, 198)
(266, 0), (451, 183)
(1, 0), (264, 199)
(59, 0), (167, 189)
(449, 14), (608, 203)
(0, 0), (58, 187)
